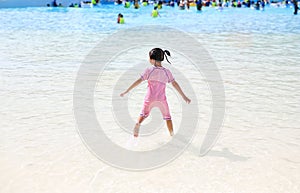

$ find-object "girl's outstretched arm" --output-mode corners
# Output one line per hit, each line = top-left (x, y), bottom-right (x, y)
(171, 81), (191, 104)
(120, 78), (143, 97)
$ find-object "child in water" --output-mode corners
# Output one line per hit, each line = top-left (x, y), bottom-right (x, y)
(124, 0), (131, 8)
(151, 6), (160, 17)
(120, 48), (191, 137)
(117, 13), (124, 24)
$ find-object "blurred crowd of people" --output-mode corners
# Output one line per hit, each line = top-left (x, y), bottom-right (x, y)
(115, 0), (298, 13)
(46, 0), (299, 15)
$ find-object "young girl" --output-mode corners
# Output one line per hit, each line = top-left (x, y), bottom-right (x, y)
(120, 48), (191, 137)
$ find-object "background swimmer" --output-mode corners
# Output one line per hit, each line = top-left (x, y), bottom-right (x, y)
(151, 6), (161, 17)
(117, 13), (125, 24)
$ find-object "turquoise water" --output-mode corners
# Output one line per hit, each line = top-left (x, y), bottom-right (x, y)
(0, 5), (299, 34)
(0, 5), (299, 66)
(1, 5), (300, 193)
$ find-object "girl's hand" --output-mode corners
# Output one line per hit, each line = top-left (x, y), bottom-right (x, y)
(120, 91), (127, 97)
(120, 78), (142, 97)
(183, 96), (191, 104)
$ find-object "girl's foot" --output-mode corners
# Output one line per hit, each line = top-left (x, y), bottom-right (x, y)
(134, 123), (140, 137)
(168, 128), (174, 136)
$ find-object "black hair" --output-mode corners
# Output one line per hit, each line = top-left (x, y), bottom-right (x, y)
(149, 48), (171, 64)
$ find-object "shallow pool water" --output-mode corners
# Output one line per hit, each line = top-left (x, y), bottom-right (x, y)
(0, 4), (300, 193)
(0, 5), (299, 33)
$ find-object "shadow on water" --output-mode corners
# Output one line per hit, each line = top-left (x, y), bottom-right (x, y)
(173, 134), (251, 162)
(185, 141), (251, 162)
(205, 148), (251, 162)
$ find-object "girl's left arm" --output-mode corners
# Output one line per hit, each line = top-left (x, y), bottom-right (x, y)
(171, 81), (191, 104)
(120, 78), (143, 97)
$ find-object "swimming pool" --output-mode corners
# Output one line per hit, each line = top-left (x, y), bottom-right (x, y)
(1, 4), (300, 193)
(0, 5), (299, 34)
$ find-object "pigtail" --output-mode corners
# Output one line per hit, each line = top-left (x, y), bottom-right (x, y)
(164, 50), (171, 64)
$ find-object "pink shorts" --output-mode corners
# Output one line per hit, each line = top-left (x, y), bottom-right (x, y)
(140, 100), (171, 120)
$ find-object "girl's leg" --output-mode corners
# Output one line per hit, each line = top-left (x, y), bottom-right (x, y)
(136, 100), (150, 137)
(137, 116), (145, 124)
(157, 100), (173, 136)
(134, 116), (145, 137)
(166, 120), (174, 136)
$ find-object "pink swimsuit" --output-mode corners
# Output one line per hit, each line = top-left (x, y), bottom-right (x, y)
(140, 66), (175, 120)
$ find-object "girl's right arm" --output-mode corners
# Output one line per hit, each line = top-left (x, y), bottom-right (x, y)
(171, 81), (191, 104)
(120, 78), (143, 97)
